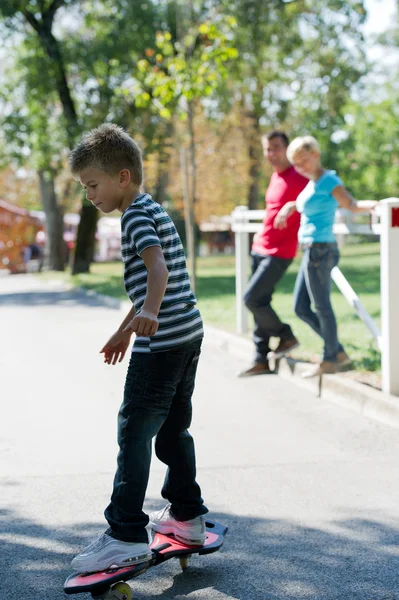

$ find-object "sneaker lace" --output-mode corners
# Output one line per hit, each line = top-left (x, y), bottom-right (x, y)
(159, 503), (172, 520)
(85, 533), (109, 553)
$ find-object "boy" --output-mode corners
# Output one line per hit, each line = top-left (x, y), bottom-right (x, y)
(69, 123), (208, 573)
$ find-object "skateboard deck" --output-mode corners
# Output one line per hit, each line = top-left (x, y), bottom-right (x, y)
(64, 520), (227, 599)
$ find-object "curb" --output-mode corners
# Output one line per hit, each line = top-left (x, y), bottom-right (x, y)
(65, 284), (125, 311)
(81, 287), (124, 310)
(205, 324), (399, 430)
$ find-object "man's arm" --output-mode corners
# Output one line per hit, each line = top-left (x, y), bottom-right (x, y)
(273, 201), (297, 229)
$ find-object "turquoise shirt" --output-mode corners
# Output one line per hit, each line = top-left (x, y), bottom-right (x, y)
(296, 170), (343, 244)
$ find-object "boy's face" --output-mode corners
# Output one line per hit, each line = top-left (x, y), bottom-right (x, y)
(79, 167), (127, 214)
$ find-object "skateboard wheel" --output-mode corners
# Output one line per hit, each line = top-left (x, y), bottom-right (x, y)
(108, 582), (132, 600)
(179, 556), (189, 570)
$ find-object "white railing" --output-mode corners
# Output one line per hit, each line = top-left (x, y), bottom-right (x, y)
(231, 199), (399, 397)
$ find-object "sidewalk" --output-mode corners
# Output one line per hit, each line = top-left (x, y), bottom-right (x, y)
(205, 324), (399, 431)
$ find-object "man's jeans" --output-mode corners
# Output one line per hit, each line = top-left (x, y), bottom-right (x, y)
(293, 243), (344, 362)
(244, 253), (294, 363)
(104, 338), (208, 543)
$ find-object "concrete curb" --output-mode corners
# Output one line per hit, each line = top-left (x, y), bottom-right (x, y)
(65, 284), (125, 311)
(82, 287), (124, 310)
(205, 324), (399, 430)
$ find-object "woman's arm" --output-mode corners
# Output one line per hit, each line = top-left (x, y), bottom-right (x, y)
(332, 186), (377, 213)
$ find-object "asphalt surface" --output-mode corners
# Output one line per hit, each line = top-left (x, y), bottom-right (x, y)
(1, 275), (399, 600)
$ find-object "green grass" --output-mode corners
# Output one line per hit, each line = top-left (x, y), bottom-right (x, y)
(196, 244), (381, 373)
(38, 242), (381, 373)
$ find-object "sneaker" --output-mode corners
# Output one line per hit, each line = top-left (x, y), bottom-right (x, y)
(267, 337), (300, 360)
(337, 351), (352, 368)
(302, 361), (337, 378)
(71, 533), (152, 573)
(149, 504), (206, 546)
(238, 362), (272, 377)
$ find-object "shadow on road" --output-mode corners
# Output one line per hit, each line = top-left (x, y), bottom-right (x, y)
(0, 288), (121, 310)
(1, 501), (399, 599)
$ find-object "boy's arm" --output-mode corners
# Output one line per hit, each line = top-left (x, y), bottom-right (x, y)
(123, 246), (169, 337)
(141, 246), (170, 314)
(118, 304), (136, 331)
(100, 305), (136, 365)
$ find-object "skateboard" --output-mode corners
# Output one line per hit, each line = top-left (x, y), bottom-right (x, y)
(64, 520), (227, 599)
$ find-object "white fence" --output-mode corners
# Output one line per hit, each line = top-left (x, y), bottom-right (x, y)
(231, 199), (399, 397)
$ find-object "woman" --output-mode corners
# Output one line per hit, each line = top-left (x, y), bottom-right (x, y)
(274, 136), (376, 377)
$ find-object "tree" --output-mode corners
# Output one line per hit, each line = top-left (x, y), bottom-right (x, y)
(0, 33), (68, 270)
(330, 2), (399, 200)
(204, 0), (367, 208)
(131, 7), (238, 290)
(0, 0), (162, 272)
(0, 0), (97, 272)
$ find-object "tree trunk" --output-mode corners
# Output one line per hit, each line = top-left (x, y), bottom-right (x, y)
(186, 101), (197, 295)
(153, 122), (173, 206)
(154, 170), (169, 206)
(180, 147), (196, 296)
(25, 6), (97, 274)
(246, 110), (261, 210)
(38, 170), (65, 271)
(24, 9), (78, 149)
(72, 199), (98, 275)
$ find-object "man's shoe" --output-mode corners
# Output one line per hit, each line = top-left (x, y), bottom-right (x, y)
(267, 337), (300, 360)
(149, 504), (206, 546)
(337, 351), (352, 369)
(71, 533), (152, 573)
(238, 362), (272, 377)
(302, 361), (337, 378)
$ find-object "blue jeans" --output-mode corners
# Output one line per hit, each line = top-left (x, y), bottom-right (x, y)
(293, 243), (344, 362)
(244, 253), (294, 363)
(104, 338), (208, 542)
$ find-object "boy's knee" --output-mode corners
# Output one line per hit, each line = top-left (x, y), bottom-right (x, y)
(154, 435), (166, 458)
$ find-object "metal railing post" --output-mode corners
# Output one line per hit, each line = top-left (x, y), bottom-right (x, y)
(232, 206), (250, 334)
(379, 198), (399, 395)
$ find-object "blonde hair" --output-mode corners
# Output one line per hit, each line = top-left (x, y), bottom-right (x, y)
(69, 123), (143, 187)
(287, 136), (320, 163)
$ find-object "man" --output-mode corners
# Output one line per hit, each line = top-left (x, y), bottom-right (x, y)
(239, 130), (308, 377)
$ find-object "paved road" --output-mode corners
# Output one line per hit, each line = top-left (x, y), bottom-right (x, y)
(1, 276), (399, 600)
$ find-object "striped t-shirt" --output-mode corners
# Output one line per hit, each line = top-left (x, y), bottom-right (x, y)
(120, 193), (203, 353)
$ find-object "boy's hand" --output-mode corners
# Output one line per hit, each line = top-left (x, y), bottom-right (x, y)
(123, 310), (159, 337)
(100, 330), (132, 365)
